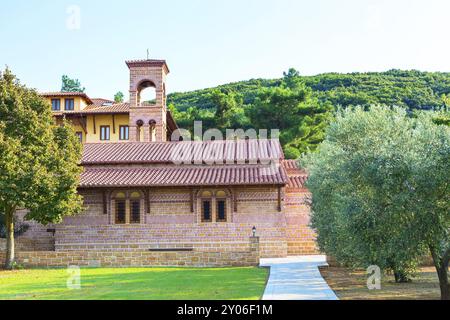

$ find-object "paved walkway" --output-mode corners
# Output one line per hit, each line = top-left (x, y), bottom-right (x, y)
(260, 255), (339, 300)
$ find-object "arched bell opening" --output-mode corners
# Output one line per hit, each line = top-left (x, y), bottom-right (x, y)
(137, 80), (156, 106)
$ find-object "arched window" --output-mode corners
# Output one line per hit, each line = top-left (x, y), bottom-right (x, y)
(201, 191), (212, 222)
(149, 119), (156, 142)
(112, 191), (143, 225)
(114, 192), (126, 224)
(198, 190), (230, 223)
(130, 192), (141, 224)
(136, 120), (144, 142)
(216, 191), (227, 222)
(137, 80), (156, 106)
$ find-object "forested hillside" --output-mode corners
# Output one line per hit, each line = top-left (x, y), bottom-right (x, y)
(167, 69), (450, 158)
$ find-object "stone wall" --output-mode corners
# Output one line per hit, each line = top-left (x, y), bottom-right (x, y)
(54, 223), (287, 258)
(0, 237), (54, 252)
(0, 237), (260, 268)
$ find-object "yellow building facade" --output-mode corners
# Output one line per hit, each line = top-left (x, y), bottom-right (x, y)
(41, 59), (177, 143)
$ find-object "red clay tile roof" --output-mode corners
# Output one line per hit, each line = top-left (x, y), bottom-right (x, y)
(82, 139), (284, 165)
(281, 160), (308, 189)
(282, 159), (300, 169)
(41, 92), (94, 105)
(79, 165), (287, 188)
(51, 103), (130, 115)
(82, 103), (130, 114)
(90, 98), (115, 106)
(286, 175), (308, 188)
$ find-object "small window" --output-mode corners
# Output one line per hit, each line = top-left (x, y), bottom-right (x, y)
(100, 126), (110, 141)
(201, 200), (212, 222)
(119, 125), (129, 140)
(75, 132), (83, 143)
(115, 200), (126, 224)
(65, 99), (74, 111)
(51, 99), (60, 111)
(130, 200), (140, 224)
(217, 199), (226, 222)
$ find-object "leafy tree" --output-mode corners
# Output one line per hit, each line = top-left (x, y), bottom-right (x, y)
(283, 68), (302, 89)
(170, 104), (216, 139)
(302, 106), (449, 299)
(0, 69), (83, 269)
(211, 89), (248, 132)
(282, 99), (333, 158)
(247, 71), (332, 157)
(442, 94), (450, 107)
(247, 85), (308, 131)
(431, 107), (450, 126)
(114, 91), (124, 103)
(61, 75), (85, 92)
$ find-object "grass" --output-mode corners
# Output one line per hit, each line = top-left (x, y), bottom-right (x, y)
(320, 266), (441, 300)
(0, 267), (269, 300)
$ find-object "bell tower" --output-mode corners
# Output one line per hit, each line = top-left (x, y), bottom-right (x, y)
(126, 59), (170, 142)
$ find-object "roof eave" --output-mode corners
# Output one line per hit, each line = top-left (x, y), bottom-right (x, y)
(79, 182), (287, 188)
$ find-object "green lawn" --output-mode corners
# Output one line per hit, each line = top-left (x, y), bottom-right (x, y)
(0, 267), (269, 300)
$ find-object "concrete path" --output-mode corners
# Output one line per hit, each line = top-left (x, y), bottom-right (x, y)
(260, 255), (339, 300)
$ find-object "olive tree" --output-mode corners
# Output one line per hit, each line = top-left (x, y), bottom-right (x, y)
(302, 106), (449, 299)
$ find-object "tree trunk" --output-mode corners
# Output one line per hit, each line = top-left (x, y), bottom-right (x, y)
(4, 207), (15, 270)
(393, 269), (411, 283)
(436, 263), (449, 300)
(430, 245), (449, 301)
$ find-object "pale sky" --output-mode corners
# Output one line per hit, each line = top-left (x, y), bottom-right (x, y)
(1, 0), (450, 100)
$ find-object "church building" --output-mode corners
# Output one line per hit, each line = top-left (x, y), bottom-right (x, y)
(5, 58), (318, 267)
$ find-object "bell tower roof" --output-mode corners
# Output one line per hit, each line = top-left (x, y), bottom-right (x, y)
(125, 59), (170, 74)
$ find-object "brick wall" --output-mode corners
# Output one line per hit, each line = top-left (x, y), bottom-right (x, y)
(11, 209), (55, 251)
(53, 223), (287, 258)
(128, 63), (167, 142)
(0, 237), (54, 252)
(11, 184), (319, 259)
(54, 186), (289, 258)
(0, 237), (260, 267)
(283, 187), (320, 255)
